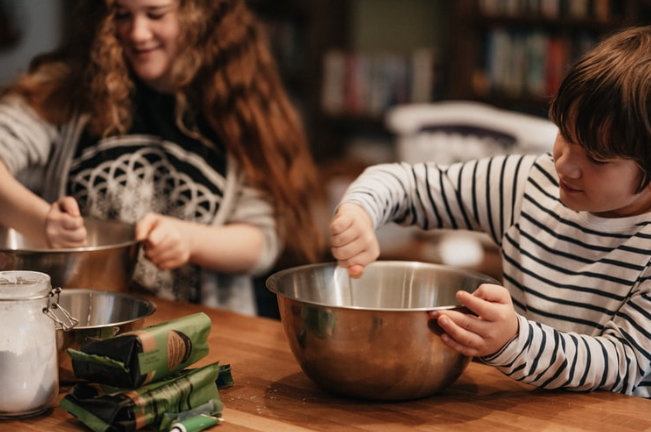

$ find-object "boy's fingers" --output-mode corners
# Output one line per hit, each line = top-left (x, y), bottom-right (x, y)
(348, 264), (365, 278)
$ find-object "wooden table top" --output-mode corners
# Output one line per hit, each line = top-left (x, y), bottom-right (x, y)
(5, 294), (651, 432)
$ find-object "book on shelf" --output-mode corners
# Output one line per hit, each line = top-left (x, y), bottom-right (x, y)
(321, 49), (438, 118)
(544, 36), (566, 96)
(259, 18), (302, 77)
(483, 28), (598, 98)
(480, 0), (615, 20)
(321, 50), (346, 116)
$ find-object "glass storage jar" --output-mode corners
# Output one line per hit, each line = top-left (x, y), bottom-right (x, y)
(0, 271), (65, 418)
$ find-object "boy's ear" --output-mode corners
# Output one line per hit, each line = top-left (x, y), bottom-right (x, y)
(642, 171), (651, 193)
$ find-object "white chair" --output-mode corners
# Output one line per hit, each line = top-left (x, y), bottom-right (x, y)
(387, 100), (557, 164)
(382, 101), (558, 275)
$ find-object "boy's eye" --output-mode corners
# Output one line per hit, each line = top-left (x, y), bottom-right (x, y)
(587, 154), (609, 165)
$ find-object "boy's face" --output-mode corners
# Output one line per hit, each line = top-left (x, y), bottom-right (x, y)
(553, 132), (651, 217)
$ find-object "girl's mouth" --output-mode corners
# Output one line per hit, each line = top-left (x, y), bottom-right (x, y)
(132, 45), (158, 56)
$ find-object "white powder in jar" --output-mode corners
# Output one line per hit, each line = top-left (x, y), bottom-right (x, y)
(0, 297), (59, 416)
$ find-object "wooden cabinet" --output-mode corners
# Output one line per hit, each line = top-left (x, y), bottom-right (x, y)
(246, 0), (351, 162)
(315, 0), (450, 163)
(447, 0), (651, 117)
(250, 1), (651, 161)
(248, 0), (449, 163)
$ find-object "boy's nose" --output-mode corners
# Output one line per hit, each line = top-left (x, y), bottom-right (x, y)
(555, 150), (581, 179)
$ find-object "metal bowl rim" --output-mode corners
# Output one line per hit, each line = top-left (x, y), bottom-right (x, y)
(57, 289), (157, 330)
(0, 239), (141, 253)
(0, 217), (140, 253)
(266, 260), (499, 312)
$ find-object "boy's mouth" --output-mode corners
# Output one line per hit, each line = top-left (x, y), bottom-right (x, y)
(559, 180), (581, 194)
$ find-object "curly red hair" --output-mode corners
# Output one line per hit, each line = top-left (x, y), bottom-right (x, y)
(6, 0), (324, 263)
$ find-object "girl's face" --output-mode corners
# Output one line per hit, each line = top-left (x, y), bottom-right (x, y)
(114, 0), (181, 93)
(553, 131), (651, 218)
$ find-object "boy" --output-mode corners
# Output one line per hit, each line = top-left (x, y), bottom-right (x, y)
(329, 26), (651, 397)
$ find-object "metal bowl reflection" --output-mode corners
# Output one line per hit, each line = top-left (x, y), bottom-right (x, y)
(0, 218), (140, 291)
(266, 261), (498, 401)
(54, 289), (157, 383)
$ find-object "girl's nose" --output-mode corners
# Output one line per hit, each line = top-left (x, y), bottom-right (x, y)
(128, 16), (151, 42)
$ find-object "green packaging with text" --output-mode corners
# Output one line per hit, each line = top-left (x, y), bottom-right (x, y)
(67, 312), (211, 388)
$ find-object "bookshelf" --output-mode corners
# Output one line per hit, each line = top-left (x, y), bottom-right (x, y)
(248, 0), (450, 163)
(316, 0), (450, 163)
(448, 0), (649, 117)
(246, 0), (350, 163)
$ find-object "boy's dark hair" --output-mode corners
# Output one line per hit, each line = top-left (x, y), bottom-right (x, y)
(549, 25), (651, 192)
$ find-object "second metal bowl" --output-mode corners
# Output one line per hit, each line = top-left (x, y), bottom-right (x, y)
(54, 289), (157, 383)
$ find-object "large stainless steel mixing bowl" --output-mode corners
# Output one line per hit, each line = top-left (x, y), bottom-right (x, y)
(54, 288), (157, 383)
(0, 218), (140, 291)
(266, 261), (498, 401)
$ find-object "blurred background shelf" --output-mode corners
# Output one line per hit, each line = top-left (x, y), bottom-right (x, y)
(246, 0), (651, 163)
(448, 0), (651, 116)
(3, 0), (650, 163)
(248, 0), (450, 164)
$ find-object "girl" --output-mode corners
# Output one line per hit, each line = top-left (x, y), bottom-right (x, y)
(0, 0), (323, 314)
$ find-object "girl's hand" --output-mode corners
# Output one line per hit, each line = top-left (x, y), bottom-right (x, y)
(45, 197), (87, 248)
(329, 203), (380, 278)
(136, 213), (191, 270)
(428, 284), (519, 357)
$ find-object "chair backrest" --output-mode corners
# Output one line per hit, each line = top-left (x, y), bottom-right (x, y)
(386, 101), (558, 164)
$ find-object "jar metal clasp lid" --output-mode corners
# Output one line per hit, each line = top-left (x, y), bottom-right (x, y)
(43, 287), (78, 331)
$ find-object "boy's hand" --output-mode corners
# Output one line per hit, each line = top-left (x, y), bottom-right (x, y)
(45, 196), (87, 248)
(329, 203), (380, 278)
(428, 284), (519, 357)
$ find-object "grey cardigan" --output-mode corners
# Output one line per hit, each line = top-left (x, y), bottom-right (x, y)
(0, 96), (281, 315)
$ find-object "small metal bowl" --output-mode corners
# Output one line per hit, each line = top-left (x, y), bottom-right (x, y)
(0, 218), (140, 291)
(54, 289), (157, 383)
(266, 261), (498, 401)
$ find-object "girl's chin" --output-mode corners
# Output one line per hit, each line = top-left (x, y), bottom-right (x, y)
(134, 74), (172, 93)
(133, 69), (164, 82)
(129, 62), (166, 82)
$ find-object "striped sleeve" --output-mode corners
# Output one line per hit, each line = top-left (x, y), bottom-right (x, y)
(482, 279), (651, 397)
(341, 154), (539, 243)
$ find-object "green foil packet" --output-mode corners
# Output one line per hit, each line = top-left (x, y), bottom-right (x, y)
(67, 313), (211, 388)
(157, 398), (222, 432)
(59, 362), (227, 432)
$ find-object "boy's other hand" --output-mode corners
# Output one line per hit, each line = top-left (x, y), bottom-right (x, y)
(329, 203), (379, 278)
(428, 284), (519, 357)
